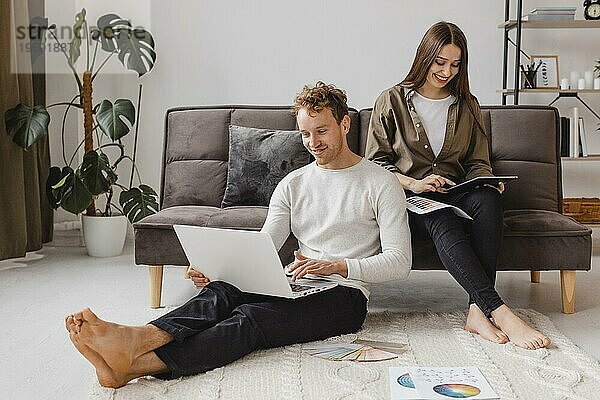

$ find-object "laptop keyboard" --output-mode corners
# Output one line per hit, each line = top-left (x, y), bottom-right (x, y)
(289, 283), (313, 293)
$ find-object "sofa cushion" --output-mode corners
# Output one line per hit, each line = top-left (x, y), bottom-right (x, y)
(409, 209), (591, 271)
(221, 125), (311, 208)
(134, 205), (269, 230)
(133, 205), (297, 266)
(502, 209), (590, 237)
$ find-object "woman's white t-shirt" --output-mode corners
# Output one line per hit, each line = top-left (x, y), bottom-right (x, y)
(412, 92), (456, 157)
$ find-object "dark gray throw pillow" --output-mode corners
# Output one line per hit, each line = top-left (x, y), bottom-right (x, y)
(221, 125), (311, 207)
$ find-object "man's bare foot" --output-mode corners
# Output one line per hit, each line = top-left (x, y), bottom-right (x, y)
(491, 305), (551, 350)
(65, 314), (80, 333)
(464, 304), (509, 344)
(74, 308), (144, 372)
(66, 315), (133, 388)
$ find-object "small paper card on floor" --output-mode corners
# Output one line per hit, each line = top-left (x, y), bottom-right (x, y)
(407, 366), (499, 399)
(304, 343), (398, 362)
(353, 339), (408, 355)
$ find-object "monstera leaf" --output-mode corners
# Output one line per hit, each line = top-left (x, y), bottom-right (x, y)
(96, 99), (135, 140)
(90, 13), (131, 53)
(115, 27), (156, 76)
(80, 150), (118, 195)
(47, 166), (92, 215)
(4, 103), (50, 149)
(46, 166), (64, 209)
(69, 9), (86, 66)
(119, 184), (158, 223)
(91, 13), (156, 76)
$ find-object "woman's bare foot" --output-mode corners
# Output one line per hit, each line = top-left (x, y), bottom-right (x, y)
(464, 304), (509, 344)
(491, 305), (551, 350)
(66, 315), (134, 388)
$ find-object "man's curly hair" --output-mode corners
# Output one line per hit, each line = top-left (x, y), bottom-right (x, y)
(293, 81), (348, 124)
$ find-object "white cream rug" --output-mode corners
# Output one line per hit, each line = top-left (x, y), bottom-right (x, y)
(89, 309), (600, 400)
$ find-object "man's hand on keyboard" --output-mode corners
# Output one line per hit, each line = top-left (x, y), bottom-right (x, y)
(288, 251), (348, 281)
(187, 266), (211, 289)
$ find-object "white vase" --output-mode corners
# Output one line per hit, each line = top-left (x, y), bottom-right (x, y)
(81, 215), (128, 257)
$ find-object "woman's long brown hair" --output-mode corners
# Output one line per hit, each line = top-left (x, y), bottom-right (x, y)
(401, 21), (485, 134)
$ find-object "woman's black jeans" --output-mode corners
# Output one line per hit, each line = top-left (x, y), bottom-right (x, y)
(150, 281), (367, 379)
(408, 186), (505, 316)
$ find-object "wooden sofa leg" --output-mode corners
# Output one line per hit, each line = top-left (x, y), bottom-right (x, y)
(530, 271), (541, 283)
(560, 270), (576, 314)
(149, 266), (164, 309)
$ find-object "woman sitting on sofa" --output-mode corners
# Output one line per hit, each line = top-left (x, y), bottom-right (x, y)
(365, 21), (550, 350)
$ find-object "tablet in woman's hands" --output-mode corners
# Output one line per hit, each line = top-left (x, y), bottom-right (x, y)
(444, 176), (518, 194)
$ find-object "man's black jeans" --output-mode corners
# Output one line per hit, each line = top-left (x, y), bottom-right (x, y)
(408, 186), (504, 316)
(150, 281), (367, 379)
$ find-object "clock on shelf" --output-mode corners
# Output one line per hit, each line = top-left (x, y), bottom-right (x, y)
(584, 0), (600, 20)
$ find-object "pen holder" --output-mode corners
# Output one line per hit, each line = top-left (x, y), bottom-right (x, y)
(521, 70), (537, 89)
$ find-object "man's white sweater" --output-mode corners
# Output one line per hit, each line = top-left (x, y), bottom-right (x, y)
(261, 158), (412, 298)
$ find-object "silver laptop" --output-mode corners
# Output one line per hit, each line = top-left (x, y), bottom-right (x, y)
(174, 225), (338, 299)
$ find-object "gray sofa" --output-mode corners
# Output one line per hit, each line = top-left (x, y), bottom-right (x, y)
(134, 105), (592, 312)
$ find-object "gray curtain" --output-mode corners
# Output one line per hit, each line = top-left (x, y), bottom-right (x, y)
(0, 0), (52, 261)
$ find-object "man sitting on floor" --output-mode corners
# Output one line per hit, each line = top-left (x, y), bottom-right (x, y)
(65, 81), (412, 388)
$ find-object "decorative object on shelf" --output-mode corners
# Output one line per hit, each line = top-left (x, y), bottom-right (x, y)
(3, 8), (159, 257)
(520, 61), (541, 88)
(570, 71), (581, 89)
(531, 55), (559, 89)
(561, 78), (570, 90)
(584, 70), (594, 88)
(578, 78), (587, 89)
(583, 0), (600, 20)
(594, 77), (600, 90)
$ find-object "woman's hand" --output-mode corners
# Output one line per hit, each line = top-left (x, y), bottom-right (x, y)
(409, 174), (455, 194)
(187, 266), (210, 289)
(287, 251), (348, 281)
(483, 182), (505, 193)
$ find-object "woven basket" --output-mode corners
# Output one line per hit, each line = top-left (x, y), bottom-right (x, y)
(563, 198), (600, 224)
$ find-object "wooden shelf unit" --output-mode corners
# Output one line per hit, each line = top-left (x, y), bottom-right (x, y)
(499, 20), (600, 30)
(562, 155), (600, 161)
(499, 2), (600, 106)
(499, 89), (600, 94)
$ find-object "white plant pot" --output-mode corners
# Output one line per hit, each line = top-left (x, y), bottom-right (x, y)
(81, 215), (128, 257)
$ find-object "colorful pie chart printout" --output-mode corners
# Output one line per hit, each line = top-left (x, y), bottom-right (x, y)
(389, 367), (421, 400)
(389, 367), (499, 400)
(398, 373), (416, 389)
(433, 384), (481, 398)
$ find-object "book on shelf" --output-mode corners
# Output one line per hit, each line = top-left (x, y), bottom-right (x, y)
(563, 109), (589, 158)
(561, 107), (589, 157)
(522, 13), (575, 20)
(579, 117), (588, 157)
(522, 7), (576, 20)
(570, 109), (579, 157)
(560, 116), (570, 157)
(530, 7), (577, 13)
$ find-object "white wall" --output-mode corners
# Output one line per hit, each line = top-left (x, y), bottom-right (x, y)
(46, 0), (600, 222)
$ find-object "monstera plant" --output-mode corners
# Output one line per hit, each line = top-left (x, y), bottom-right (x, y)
(4, 9), (158, 224)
